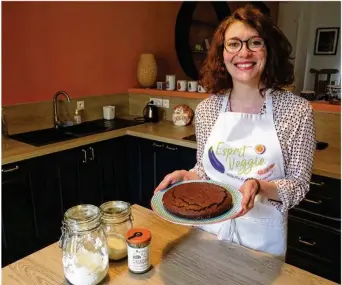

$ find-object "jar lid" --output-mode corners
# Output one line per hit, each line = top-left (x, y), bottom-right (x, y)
(126, 228), (151, 244)
(63, 204), (102, 233)
(100, 201), (131, 223)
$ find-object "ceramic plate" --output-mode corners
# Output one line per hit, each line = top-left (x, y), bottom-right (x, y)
(150, 180), (243, 226)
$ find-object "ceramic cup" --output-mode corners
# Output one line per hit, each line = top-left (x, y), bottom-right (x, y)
(177, 80), (187, 91)
(188, 81), (198, 92)
(197, 85), (206, 93)
(103, 105), (115, 120)
(327, 85), (341, 100)
(156, 81), (165, 90)
(166, 75), (176, 91)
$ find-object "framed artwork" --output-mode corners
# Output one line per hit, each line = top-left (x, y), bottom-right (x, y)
(314, 27), (340, 55)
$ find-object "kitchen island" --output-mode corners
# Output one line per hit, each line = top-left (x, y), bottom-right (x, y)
(2, 204), (337, 285)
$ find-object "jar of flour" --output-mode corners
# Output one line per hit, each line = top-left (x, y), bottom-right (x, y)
(59, 204), (109, 285)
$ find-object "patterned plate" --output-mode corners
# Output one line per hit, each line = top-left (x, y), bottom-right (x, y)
(150, 180), (243, 226)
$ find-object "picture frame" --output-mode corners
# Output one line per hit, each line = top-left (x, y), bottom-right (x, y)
(314, 27), (340, 55)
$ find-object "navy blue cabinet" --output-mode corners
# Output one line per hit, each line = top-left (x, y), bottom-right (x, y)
(286, 175), (341, 283)
(1, 136), (128, 267)
(2, 161), (37, 266)
(127, 136), (197, 208)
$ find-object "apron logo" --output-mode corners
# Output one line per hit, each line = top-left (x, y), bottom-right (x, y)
(257, 163), (275, 175)
(210, 142), (267, 176)
(255, 144), (266, 154)
(208, 147), (225, 173)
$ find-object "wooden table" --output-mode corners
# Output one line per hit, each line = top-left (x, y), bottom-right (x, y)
(2, 205), (337, 285)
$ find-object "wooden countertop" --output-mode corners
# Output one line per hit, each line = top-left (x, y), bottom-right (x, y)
(2, 119), (340, 179)
(1, 119), (197, 166)
(2, 204), (337, 285)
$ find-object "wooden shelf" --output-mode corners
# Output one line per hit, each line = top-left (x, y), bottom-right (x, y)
(191, 19), (218, 28)
(128, 88), (209, 99)
(128, 88), (341, 113)
(191, 50), (207, 54)
(311, 101), (341, 113)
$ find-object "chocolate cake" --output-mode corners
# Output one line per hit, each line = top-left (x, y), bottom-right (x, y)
(162, 182), (233, 220)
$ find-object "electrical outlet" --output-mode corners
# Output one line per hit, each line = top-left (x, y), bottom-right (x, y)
(150, 97), (162, 107)
(162, 99), (169, 108)
(77, 101), (85, 110)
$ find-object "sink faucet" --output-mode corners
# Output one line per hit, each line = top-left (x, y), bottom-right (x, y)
(53, 91), (71, 129)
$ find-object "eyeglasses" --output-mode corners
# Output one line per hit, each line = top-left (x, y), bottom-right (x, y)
(224, 37), (265, 54)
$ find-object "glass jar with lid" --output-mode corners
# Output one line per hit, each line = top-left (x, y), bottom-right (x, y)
(100, 201), (133, 261)
(59, 204), (109, 285)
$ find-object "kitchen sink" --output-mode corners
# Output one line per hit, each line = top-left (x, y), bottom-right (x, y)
(9, 118), (144, 147)
(63, 120), (109, 137)
(9, 128), (77, 146)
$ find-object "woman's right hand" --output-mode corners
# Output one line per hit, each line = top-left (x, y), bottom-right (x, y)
(154, 170), (200, 193)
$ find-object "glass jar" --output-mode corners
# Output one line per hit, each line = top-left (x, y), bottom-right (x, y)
(100, 201), (133, 261)
(59, 204), (109, 285)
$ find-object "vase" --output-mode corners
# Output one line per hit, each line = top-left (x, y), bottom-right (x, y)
(137, 54), (157, 88)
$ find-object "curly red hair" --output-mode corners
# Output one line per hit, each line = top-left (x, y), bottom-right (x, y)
(199, 5), (294, 95)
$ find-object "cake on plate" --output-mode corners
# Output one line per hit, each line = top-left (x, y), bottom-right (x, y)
(162, 182), (233, 220)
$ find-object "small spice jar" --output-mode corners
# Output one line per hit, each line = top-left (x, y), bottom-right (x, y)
(100, 201), (133, 261)
(126, 228), (151, 274)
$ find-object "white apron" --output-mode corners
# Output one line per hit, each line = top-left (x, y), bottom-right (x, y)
(199, 89), (288, 260)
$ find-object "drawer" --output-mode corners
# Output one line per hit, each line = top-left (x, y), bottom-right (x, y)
(286, 247), (341, 283)
(308, 174), (340, 198)
(294, 174), (341, 219)
(287, 217), (341, 264)
(2, 161), (28, 183)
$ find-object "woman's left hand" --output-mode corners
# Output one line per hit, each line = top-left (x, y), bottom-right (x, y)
(231, 179), (260, 219)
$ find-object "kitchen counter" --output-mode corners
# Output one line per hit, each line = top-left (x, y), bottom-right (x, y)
(2, 119), (340, 179)
(2, 204), (337, 285)
(1, 119), (196, 166)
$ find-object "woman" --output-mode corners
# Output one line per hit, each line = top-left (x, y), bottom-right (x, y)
(155, 5), (316, 260)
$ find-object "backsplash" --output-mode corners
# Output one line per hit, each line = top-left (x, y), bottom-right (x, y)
(3, 92), (205, 136)
(3, 93), (129, 135)
(4, 89), (340, 151)
(128, 93), (203, 123)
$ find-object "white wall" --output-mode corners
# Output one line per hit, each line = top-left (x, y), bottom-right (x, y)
(278, 1), (341, 94)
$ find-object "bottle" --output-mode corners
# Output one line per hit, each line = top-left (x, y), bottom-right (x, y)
(74, 109), (81, 125)
(126, 228), (151, 274)
(2, 108), (8, 137)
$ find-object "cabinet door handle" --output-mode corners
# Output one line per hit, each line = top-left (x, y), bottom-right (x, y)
(82, 149), (87, 163)
(166, 145), (178, 151)
(89, 147), (95, 160)
(303, 198), (322, 205)
(2, 165), (19, 173)
(310, 181), (324, 187)
(298, 237), (316, 246)
(152, 142), (164, 148)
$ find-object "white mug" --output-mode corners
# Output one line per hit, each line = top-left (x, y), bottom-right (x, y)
(177, 80), (187, 91)
(188, 81), (198, 92)
(198, 85), (206, 93)
(166, 75), (176, 91)
(103, 105), (115, 120)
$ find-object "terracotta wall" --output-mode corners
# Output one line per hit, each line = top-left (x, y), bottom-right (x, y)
(2, 1), (185, 105)
(2, 1), (278, 106)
